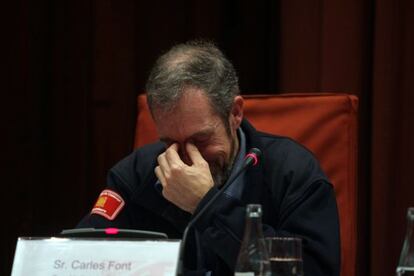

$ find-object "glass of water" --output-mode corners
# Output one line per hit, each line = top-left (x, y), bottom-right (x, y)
(396, 207), (414, 276)
(265, 237), (303, 276)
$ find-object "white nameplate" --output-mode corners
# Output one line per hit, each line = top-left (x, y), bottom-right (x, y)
(12, 237), (181, 276)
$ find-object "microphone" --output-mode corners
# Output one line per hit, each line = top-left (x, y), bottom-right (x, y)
(177, 147), (262, 275)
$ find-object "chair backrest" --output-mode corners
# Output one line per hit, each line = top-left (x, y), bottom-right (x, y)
(134, 93), (358, 276)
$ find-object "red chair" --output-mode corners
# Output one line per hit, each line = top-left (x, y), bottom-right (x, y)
(134, 93), (358, 276)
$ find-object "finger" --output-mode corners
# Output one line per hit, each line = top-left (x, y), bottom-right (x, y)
(157, 152), (170, 173)
(165, 143), (185, 166)
(186, 143), (207, 166)
(154, 166), (167, 187)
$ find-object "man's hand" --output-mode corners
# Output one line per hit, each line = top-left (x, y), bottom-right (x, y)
(154, 143), (214, 213)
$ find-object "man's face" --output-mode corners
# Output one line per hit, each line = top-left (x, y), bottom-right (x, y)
(152, 88), (243, 186)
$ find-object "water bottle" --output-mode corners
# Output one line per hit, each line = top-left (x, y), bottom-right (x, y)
(235, 204), (271, 276)
(396, 207), (414, 276)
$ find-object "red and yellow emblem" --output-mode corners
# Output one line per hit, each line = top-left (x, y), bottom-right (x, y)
(91, 189), (125, 220)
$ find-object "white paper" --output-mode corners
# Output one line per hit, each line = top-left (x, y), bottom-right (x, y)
(11, 237), (181, 276)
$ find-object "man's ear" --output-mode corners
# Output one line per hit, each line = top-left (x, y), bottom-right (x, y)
(230, 96), (244, 129)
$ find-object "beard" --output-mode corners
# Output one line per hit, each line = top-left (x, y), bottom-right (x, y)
(210, 162), (233, 187)
(209, 134), (238, 187)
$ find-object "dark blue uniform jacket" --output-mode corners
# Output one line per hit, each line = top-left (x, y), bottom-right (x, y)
(78, 119), (340, 276)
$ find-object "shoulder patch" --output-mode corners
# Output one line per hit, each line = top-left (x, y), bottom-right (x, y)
(91, 189), (125, 220)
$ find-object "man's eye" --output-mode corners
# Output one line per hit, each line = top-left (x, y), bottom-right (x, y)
(194, 138), (209, 146)
(161, 140), (173, 147)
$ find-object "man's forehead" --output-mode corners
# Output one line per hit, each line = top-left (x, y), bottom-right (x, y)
(152, 91), (217, 124)
(159, 126), (216, 143)
(151, 88), (224, 139)
(157, 118), (220, 142)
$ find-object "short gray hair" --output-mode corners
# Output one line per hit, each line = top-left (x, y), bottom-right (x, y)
(146, 40), (240, 123)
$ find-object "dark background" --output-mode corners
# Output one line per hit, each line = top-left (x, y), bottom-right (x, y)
(3, 1), (414, 275)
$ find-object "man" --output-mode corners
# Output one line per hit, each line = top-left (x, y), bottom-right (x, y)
(78, 40), (340, 275)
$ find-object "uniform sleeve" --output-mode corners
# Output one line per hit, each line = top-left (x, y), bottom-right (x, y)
(269, 140), (340, 276)
(76, 145), (155, 229)
(274, 180), (340, 276)
(76, 166), (138, 229)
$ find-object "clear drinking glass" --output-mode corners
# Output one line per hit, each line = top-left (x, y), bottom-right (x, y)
(396, 207), (414, 276)
(265, 237), (304, 276)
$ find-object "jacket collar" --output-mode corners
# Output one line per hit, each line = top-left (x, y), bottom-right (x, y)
(239, 119), (266, 204)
